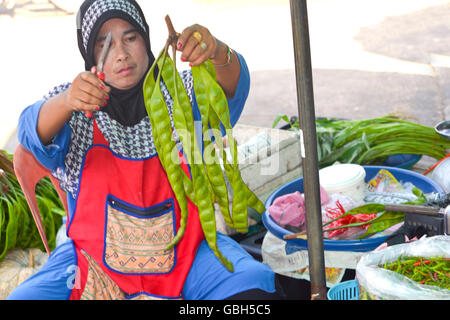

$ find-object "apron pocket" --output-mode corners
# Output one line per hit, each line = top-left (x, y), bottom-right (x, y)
(104, 195), (176, 275)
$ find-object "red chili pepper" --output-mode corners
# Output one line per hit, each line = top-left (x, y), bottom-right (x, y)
(324, 200), (377, 238)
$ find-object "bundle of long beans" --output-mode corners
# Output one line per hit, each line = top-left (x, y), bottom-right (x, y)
(273, 115), (450, 168)
(142, 17), (264, 271)
(0, 150), (65, 262)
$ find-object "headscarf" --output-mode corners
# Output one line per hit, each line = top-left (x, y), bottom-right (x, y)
(76, 0), (156, 127)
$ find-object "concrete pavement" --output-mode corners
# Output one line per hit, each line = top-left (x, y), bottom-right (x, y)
(1, 0), (450, 156)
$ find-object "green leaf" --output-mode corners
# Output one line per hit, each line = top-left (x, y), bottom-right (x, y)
(272, 114), (291, 129)
(358, 212), (404, 239)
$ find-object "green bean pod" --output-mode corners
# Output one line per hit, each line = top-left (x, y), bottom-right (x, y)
(192, 65), (234, 228)
(208, 109), (265, 218)
(156, 55), (197, 203)
(143, 48), (188, 251)
(144, 53), (195, 203)
(203, 59), (217, 81)
(158, 54), (196, 163)
(203, 138), (234, 228)
(143, 49), (265, 270)
(198, 65), (232, 130)
(192, 164), (234, 271)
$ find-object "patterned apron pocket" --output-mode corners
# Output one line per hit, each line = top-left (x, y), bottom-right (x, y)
(104, 195), (176, 274)
(80, 249), (182, 300)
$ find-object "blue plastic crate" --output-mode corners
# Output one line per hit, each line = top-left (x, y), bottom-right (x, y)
(327, 280), (359, 300)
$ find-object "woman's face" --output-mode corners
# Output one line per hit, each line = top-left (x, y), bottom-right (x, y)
(94, 18), (149, 90)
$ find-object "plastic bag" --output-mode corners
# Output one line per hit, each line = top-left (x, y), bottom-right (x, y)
(268, 187), (329, 229)
(261, 231), (349, 288)
(427, 156), (450, 193)
(355, 235), (450, 300)
(268, 191), (305, 228)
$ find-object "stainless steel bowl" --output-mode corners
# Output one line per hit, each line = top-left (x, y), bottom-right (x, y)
(435, 120), (450, 140)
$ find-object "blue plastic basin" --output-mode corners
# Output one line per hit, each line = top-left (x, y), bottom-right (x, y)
(262, 166), (445, 252)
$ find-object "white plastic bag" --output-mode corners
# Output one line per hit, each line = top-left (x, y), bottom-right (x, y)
(356, 235), (450, 300)
(427, 156), (450, 193)
(261, 231), (365, 287)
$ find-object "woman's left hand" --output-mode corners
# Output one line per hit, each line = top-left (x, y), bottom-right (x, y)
(176, 24), (223, 66)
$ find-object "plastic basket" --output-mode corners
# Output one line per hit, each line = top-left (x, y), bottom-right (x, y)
(327, 280), (359, 300)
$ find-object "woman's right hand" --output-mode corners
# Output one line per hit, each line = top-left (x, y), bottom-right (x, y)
(64, 67), (111, 113)
(37, 67), (111, 145)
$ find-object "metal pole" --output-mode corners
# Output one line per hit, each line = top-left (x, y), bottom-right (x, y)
(289, 0), (327, 300)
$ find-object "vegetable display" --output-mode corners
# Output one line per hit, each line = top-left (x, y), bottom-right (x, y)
(356, 235), (449, 300)
(0, 150), (64, 262)
(285, 186), (428, 240)
(272, 115), (450, 168)
(380, 256), (450, 290)
(142, 17), (265, 271)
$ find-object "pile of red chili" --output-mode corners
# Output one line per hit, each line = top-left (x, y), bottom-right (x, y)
(324, 200), (377, 239)
(381, 256), (450, 290)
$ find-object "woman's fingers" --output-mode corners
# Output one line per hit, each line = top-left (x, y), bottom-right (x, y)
(176, 24), (197, 51)
(177, 25), (217, 65)
(188, 45), (210, 67)
(68, 71), (110, 112)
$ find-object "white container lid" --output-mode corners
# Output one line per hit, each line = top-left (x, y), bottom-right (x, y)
(319, 164), (366, 188)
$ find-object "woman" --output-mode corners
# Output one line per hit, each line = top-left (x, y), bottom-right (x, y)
(9, 0), (282, 300)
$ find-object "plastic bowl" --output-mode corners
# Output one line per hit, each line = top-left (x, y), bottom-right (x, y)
(262, 166), (445, 252)
(435, 120), (450, 140)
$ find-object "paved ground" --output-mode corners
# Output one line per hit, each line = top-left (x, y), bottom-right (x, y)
(1, 0), (450, 156)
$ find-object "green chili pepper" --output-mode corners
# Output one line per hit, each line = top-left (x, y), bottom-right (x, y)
(380, 256), (450, 290)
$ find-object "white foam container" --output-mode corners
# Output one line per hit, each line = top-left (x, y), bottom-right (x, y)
(319, 164), (366, 202)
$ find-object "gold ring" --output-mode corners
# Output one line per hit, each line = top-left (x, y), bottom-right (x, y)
(192, 31), (202, 42)
(200, 41), (207, 51)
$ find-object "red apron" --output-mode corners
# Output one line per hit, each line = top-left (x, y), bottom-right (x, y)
(68, 120), (204, 300)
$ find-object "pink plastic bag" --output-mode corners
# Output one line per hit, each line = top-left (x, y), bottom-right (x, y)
(268, 188), (329, 228)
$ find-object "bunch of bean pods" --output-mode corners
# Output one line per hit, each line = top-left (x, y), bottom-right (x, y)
(143, 40), (265, 272)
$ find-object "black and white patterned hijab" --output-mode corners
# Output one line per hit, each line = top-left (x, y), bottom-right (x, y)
(76, 0), (156, 127)
(48, 0), (195, 198)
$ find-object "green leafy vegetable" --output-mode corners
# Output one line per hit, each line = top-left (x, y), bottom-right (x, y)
(0, 150), (64, 261)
